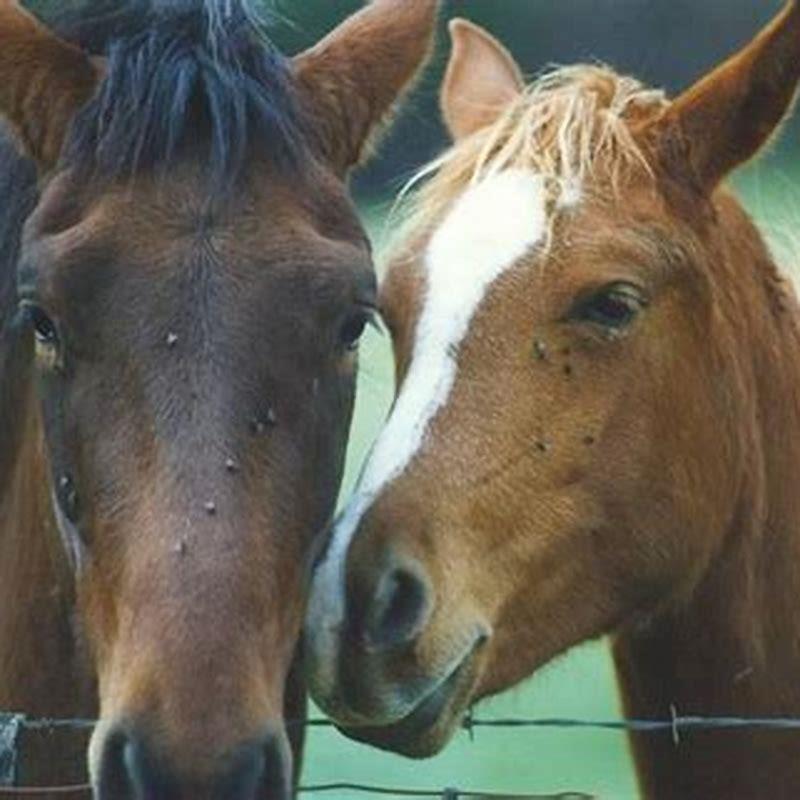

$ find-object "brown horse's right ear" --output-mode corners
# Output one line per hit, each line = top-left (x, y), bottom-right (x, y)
(293, 0), (438, 174)
(441, 19), (524, 141)
(0, 0), (100, 170)
(655, 0), (800, 192)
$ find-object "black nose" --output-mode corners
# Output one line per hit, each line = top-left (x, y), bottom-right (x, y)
(350, 551), (433, 651)
(96, 725), (291, 800)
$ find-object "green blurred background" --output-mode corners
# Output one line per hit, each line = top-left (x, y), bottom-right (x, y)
(25, 1), (800, 796)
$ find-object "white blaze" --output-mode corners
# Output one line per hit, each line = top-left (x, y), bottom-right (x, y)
(307, 169), (555, 664)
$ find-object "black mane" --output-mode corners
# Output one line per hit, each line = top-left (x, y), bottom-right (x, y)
(59, 0), (306, 185)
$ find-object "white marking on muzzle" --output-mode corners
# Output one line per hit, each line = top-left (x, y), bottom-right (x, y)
(307, 169), (561, 680)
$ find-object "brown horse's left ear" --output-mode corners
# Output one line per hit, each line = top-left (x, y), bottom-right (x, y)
(0, 0), (100, 169)
(293, 0), (438, 174)
(656, 0), (800, 191)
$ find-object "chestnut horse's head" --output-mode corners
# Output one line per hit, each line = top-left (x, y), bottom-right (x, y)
(0, 0), (436, 795)
(307, 1), (800, 757)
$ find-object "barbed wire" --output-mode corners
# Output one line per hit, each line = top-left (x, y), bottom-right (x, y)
(5, 709), (800, 797)
(0, 786), (593, 798)
(299, 787), (593, 798)
(0, 787), (91, 796)
(11, 710), (800, 737)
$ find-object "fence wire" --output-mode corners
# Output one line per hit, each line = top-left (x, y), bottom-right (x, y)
(5, 709), (800, 797)
(0, 787), (593, 799)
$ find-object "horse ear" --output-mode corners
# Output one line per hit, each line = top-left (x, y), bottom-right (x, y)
(0, 0), (100, 169)
(293, 0), (438, 174)
(441, 18), (524, 141)
(656, 0), (800, 191)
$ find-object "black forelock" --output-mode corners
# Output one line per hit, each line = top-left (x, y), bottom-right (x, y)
(53, 0), (307, 187)
(2, 1), (308, 329)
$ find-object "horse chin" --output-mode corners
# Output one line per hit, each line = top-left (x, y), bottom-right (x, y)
(337, 648), (481, 759)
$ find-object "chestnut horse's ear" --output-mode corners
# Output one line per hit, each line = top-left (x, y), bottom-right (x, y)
(441, 18), (524, 141)
(0, 0), (100, 169)
(656, 0), (800, 191)
(293, 0), (438, 174)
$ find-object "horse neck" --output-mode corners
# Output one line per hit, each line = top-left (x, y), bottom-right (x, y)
(0, 344), (94, 718)
(613, 201), (800, 798)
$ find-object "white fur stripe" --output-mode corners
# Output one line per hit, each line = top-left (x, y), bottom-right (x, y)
(307, 170), (551, 648)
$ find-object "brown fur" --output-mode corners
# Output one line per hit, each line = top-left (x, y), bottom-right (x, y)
(309, 4), (800, 797)
(0, 1), (100, 168)
(294, 0), (439, 173)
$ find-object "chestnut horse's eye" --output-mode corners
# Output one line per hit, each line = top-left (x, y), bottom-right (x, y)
(571, 283), (646, 331)
(340, 308), (375, 352)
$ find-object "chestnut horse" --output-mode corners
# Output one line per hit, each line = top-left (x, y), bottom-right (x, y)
(307, 3), (800, 798)
(0, 0), (436, 797)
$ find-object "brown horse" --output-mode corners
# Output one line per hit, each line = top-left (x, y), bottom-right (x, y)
(306, 2), (800, 798)
(0, 0), (437, 797)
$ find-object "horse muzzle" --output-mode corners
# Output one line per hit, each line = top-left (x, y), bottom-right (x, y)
(307, 545), (490, 757)
(91, 721), (292, 800)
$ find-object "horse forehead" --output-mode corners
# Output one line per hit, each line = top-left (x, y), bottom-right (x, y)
(422, 169), (549, 299)
(29, 170), (366, 284)
(374, 169), (551, 472)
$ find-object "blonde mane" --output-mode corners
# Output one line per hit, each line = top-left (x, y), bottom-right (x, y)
(396, 65), (668, 242)
(387, 63), (800, 290)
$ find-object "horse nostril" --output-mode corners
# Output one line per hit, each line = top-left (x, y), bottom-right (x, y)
(257, 729), (293, 800)
(364, 558), (433, 651)
(220, 729), (292, 800)
(95, 728), (147, 800)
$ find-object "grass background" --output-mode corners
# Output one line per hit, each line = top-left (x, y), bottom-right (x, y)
(300, 153), (800, 799)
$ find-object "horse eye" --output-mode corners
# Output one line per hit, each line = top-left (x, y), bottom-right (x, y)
(340, 309), (374, 352)
(25, 304), (59, 347)
(572, 284), (646, 330)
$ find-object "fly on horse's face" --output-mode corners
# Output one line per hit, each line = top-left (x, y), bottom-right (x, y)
(0, 0), (437, 797)
(307, 0), (800, 778)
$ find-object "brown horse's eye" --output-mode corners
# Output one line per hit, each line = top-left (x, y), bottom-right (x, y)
(340, 308), (375, 352)
(24, 304), (59, 347)
(572, 283), (646, 331)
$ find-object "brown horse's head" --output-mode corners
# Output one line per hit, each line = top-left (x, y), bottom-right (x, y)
(0, 0), (436, 795)
(306, 2), (800, 757)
